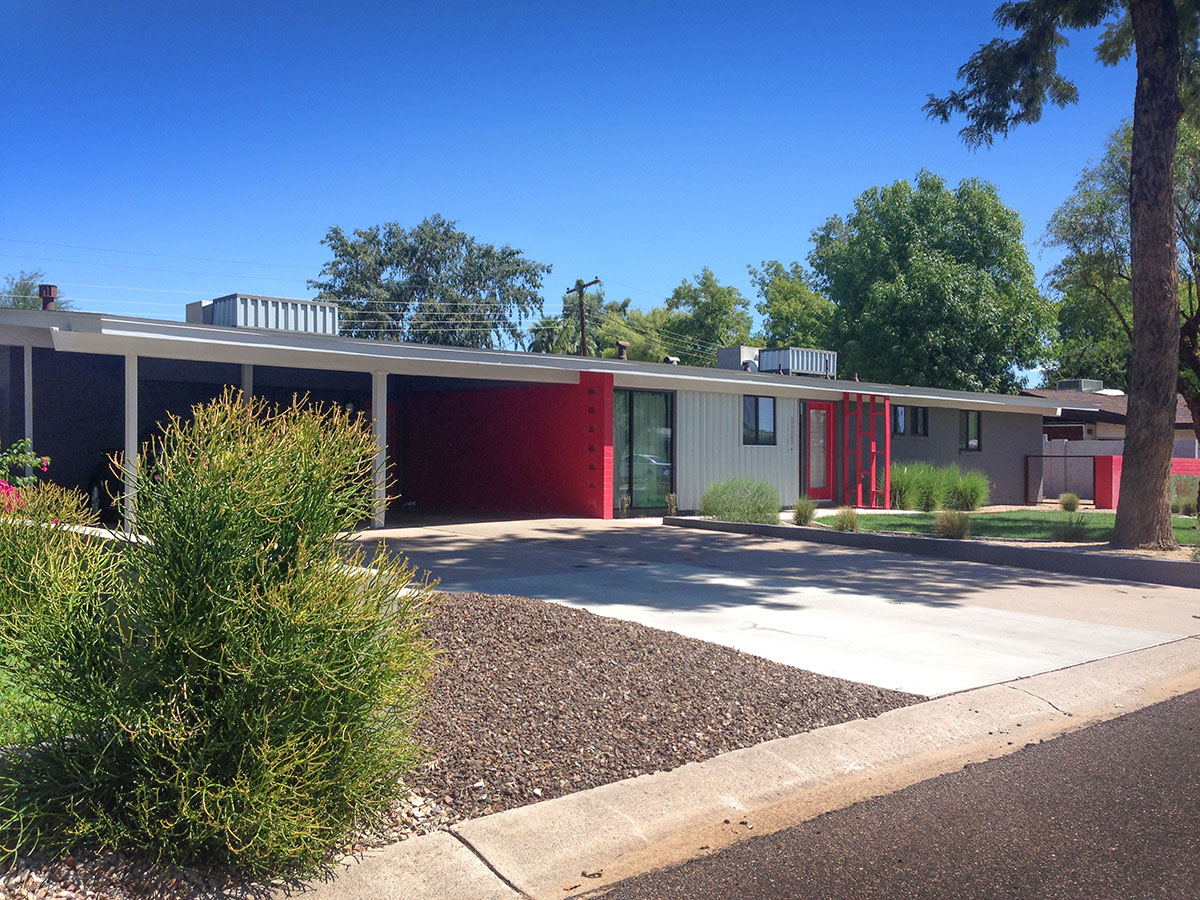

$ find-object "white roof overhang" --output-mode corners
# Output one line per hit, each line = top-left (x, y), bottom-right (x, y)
(0, 309), (1072, 417)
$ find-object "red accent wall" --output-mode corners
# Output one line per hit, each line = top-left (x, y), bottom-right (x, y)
(1095, 455), (1200, 509)
(401, 372), (614, 518)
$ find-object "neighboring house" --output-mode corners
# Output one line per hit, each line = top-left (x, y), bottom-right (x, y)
(1020, 382), (1195, 442)
(0, 295), (1067, 524)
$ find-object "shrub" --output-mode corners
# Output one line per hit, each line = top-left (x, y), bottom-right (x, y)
(665, 492), (678, 517)
(1059, 492), (1080, 512)
(935, 510), (971, 539)
(1050, 512), (1091, 542)
(697, 477), (781, 525)
(914, 463), (949, 512)
(831, 506), (858, 532)
(942, 467), (990, 511)
(1171, 475), (1199, 515)
(888, 463), (919, 510)
(619, 492), (632, 518)
(793, 496), (818, 526)
(0, 391), (437, 876)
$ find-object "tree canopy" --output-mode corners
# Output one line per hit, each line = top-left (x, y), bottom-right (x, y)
(926, 0), (1199, 549)
(808, 171), (1049, 392)
(1, 270), (70, 310)
(309, 215), (551, 349)
(663, 268), (752, 366)
(748, 260), (834, 350)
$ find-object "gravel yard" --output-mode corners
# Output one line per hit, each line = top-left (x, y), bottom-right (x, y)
(0, 591), (920, 900)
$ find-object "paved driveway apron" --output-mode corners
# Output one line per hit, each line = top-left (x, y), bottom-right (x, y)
(358, 519), (1199, 696)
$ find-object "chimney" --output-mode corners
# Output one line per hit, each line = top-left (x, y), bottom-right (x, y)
(617, 340), (630, 360)
(38, 284), (57, 310)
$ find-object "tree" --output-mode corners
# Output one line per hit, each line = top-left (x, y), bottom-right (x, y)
(808, 171), (1049, 392)
(1047, 120), (1200, 499)
(1, 270), (71, 310)
(748, 260), (835, 349)
(309, 215), (551, 349)
(925, 0), (1198, 548)
(663, 268), (752, 367)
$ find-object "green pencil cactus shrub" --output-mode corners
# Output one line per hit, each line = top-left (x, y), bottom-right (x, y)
(0, 390), (436, 876)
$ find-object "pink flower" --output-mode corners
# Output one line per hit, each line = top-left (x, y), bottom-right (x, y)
(0, 480), (21, 513)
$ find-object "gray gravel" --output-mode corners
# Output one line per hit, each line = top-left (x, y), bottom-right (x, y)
(0, 591), (920, 899)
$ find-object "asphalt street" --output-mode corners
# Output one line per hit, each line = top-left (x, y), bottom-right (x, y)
(603, 688), (1200, 900)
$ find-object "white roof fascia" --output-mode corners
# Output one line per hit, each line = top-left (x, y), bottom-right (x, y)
(7, 309), (1074, 416)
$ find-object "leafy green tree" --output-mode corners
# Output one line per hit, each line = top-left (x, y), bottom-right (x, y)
(663, 268), (752, 367)
(309, 215), (551, 349)
(925, 0), (1199, 550)
(1045, 120), (1200, 495)
(1, 271), (71, 310)
(808, 171), (1049, 392)
(748, 260), (834, 349)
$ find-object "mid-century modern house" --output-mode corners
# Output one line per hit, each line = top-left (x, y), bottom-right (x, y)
(0, 294), (1070, 526)
(1021, 380), (1195, 442)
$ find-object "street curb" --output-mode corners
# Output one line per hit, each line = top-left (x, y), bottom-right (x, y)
(285, 638), (1200, 900)
(662, 516), (1200, 589)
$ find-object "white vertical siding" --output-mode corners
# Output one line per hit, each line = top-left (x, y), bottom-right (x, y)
(676, 391), (801, 511)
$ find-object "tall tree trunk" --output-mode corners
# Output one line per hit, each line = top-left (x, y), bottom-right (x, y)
(1112, 0), (1182, 549)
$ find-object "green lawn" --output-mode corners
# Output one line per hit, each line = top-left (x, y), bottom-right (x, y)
(846, 509), (1200, 546)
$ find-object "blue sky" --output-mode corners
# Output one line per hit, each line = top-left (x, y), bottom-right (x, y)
(3, 1), (1135, 342)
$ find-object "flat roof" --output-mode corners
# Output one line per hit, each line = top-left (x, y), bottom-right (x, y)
(0, 307), (1074, 417)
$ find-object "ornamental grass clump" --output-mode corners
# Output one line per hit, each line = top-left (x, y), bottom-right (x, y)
(943, 467), (990, 511)
(935, 510), (971, 539)
(697, 477), (780, 525)
(831, 506), (859, 532)
(792, 496), (818, 526)
(0, 390), (436, 877)
(1050, 512), (1091, 542)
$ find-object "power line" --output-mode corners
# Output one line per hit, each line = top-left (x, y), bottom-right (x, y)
(0, 237), (311, 270)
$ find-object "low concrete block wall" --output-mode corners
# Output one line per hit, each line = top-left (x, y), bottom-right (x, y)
(663, 517), (1200, 589)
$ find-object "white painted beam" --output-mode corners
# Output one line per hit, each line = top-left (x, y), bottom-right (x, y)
(22, 343), (32, 478)
(123, 353), (138, 531)
(371, 370), (387, 528)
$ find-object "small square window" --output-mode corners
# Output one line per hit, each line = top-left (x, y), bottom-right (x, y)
(743, 396), (776, 446)
(959, 410), (982, 451)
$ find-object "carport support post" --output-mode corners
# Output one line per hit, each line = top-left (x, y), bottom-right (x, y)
(371, 370), (387, 528)
(241, 363), (254, 402)
(123, 353), (138, 531)
(22, 342), (33, 478)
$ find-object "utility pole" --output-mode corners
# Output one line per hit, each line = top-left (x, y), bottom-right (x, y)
(567, 277), (601, 356)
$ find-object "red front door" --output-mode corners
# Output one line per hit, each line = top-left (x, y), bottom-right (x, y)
(806, 402), (835, 501)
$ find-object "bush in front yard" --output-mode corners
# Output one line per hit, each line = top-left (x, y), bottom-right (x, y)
(697, 477), (781, 525)
(831, 506), (859, 532)
(0, 390), (437, 877)
(1171, 475), (1199, 515)
(935, 510), (971, 539)
(943, 467), (990, 511)
(1050, 512), (1091, 542)
(792, 496), (818, 526)
(1059, 492), (1080, 512)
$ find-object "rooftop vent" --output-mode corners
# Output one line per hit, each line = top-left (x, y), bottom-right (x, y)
(1056, 378), (1104, 392)
(186, 294), (340, 336)
(758, 347), (838, 379)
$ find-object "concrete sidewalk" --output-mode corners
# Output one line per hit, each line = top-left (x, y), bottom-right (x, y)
(281, 638), (1200, 900)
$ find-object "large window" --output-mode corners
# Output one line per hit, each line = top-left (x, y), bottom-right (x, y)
(743, 396), (776, 445)
(614, 390), (674, 510)
(959, 410), (982, 451)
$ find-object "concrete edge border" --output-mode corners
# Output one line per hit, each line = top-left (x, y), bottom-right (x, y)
(662, 516), (1200, 589)
(286, 638), (1200, 900)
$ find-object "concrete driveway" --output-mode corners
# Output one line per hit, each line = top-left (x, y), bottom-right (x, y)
(353, 518), (1200, 696)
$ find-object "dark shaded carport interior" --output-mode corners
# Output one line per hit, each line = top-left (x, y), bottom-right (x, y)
(9, 344), (595, 524)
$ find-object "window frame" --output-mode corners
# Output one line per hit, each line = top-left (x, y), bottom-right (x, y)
(891, 404), (907, 436)
(910, 406), (929, 437)
(742, 395), (777, 446)
(959, 409), (982, 452)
